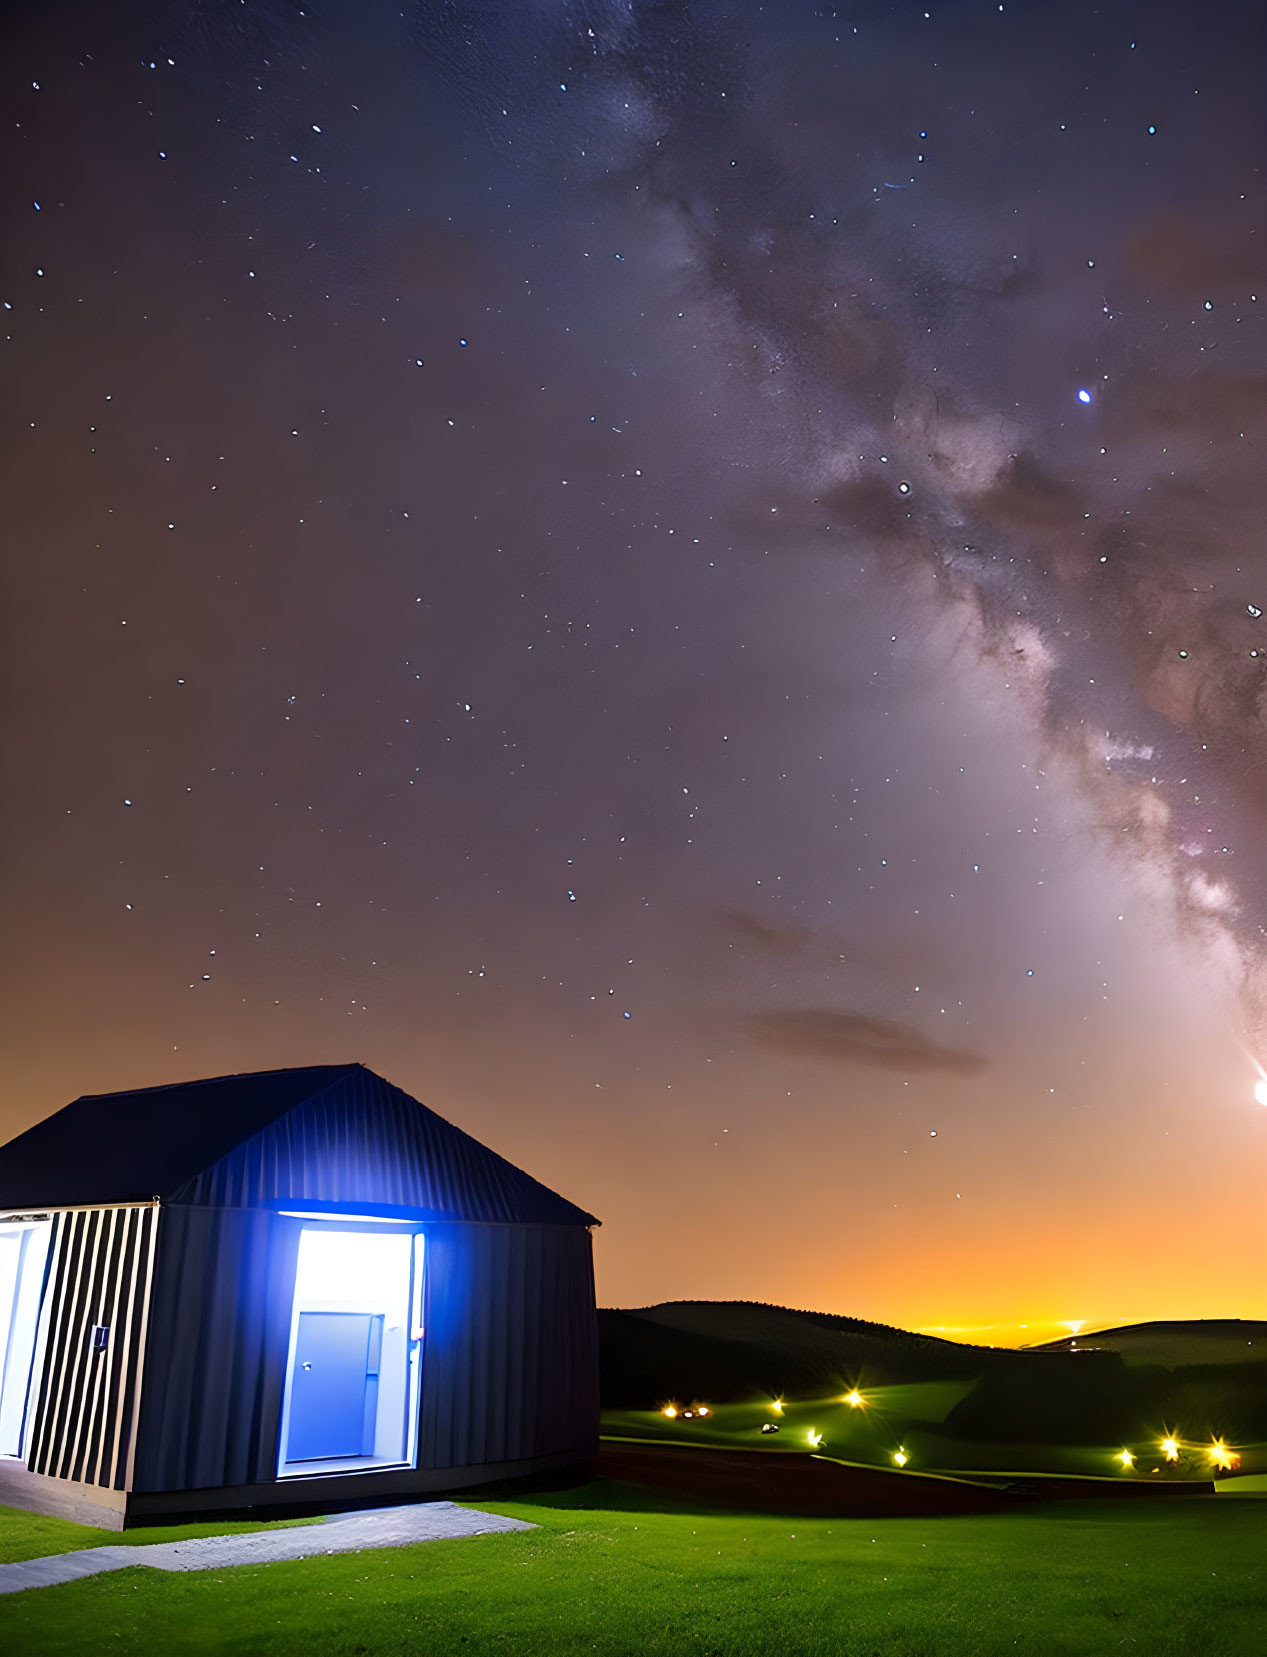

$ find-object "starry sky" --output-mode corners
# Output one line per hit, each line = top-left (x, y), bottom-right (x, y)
(3, 0), (1265, 1342)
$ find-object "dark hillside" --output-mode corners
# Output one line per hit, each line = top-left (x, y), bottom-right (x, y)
(599, 1300), (1119, 1407)
(600, 1308), (782, 1407)
(1028, 1319), (1267, 1367)
(945, 1357), (1267, 1445)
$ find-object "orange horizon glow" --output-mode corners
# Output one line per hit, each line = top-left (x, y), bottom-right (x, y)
(592, 1185), (1267, 1337)
(583, 1060), (1267, 1328)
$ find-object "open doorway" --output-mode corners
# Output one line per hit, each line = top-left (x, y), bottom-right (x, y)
(0, 1219), (52, 1459)
(277, 1222), (423, 1476)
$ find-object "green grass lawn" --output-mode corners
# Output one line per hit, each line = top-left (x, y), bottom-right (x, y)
(2, 1480), (1265, 1656)
(0, 1506), (319, 1565)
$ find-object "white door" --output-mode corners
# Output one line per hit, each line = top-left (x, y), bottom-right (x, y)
(278, 1224), (423, 1473)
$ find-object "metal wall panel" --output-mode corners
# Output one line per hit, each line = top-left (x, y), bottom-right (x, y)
(25, 1204), (156, 1490)
(419, 1223), (599, 1470)
(171, 1067), (593, 1225)
(130, 1206), (301, 1493)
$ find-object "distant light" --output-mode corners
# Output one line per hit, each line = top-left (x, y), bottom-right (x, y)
(1117, 1449), (1134, 1469)
(1077, 389), (1093, 405)
(661, 1404), (678, 1419)
(696, 1406), (710, 1418)
(683, 1409), (694, 1419)
(893, 1449), (908, 1467)
(1161, 1437), (1180, 1461)
(770, 1399), (784, 1415)
(844, 1390), (865, 1408)
(1208, 1440), (1235, 1470)
(1255, 1078), (1267, 1107)
(807, 1429), (823, 1449)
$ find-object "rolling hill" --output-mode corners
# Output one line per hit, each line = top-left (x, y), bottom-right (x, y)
(599, 1300), (1116, 1407)
(1027, 1319), (1267, 1367)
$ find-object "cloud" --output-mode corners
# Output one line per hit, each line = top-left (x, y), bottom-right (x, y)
(744, 1008), (985, 1074)
(714, 910), (815, 955)
(976, 452), (1080, 531)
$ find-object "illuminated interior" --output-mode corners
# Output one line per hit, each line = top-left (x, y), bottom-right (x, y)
(0, 1220), (52, 1459)
(278, 1223), (424, 1477)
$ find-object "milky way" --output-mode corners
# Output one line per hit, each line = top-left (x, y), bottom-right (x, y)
(3, 0), (1265, 1334)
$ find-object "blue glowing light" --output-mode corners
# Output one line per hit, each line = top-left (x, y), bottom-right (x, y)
(1077, 388), (1092, 405)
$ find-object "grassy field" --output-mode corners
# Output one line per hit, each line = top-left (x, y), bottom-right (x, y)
(605, 1381), (973, 1452)
(604, 1392), (1265, 1482)
(2, 1481), (1265, 1656)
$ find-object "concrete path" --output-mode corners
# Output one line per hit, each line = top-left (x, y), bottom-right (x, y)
(0, 1501), (534, 1595)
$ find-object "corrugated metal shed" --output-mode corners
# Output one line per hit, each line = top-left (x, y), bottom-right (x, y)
(0, 1064), (600, 1521)
(0, 1064), (597, 1227)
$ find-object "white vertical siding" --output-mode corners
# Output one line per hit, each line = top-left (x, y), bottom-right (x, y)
(25, 1204), (156, 1490)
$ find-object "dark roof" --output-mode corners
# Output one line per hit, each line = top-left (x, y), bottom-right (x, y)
(0, 1064), (597, 1226)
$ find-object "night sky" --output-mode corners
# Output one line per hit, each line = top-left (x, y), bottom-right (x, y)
(3, 0), (1265, 1341)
